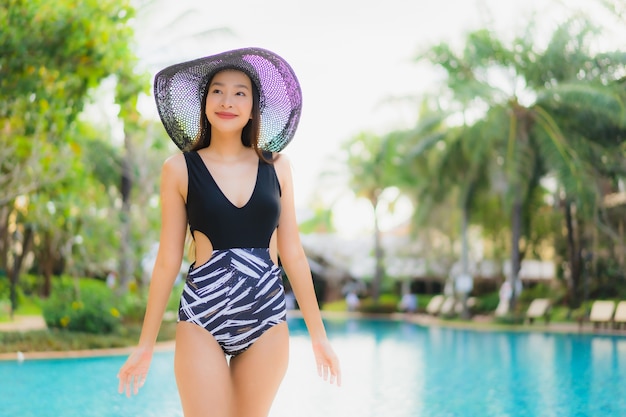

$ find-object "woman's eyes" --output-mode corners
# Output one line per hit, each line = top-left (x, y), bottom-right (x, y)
(210, 89), (246, 96)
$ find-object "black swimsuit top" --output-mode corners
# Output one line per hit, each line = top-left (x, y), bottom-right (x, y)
(184, 151), (281, 250)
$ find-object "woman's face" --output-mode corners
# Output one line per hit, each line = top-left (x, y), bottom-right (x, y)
(205, 70), (254, 134)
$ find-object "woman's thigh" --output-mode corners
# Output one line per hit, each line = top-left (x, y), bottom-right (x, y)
(229, 322), (290, 417)
(175, 322), (232, 417)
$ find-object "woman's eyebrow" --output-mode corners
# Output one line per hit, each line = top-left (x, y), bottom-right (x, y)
(210, 81), (250, 90)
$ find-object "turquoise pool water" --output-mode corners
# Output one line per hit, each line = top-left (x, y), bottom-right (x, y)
(1, 317), (625, 417)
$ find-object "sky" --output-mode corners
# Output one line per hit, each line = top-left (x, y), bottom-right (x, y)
(130, 0), (622, 237)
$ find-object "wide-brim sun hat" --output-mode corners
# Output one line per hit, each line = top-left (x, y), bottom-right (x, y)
(153, 47), (302, 153)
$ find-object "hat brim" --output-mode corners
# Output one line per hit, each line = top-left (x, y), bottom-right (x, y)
(154, 47), (302, 152)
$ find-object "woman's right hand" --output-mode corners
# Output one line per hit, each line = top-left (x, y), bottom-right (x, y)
(312, 339), (342, 386)
(117, 346), (154, 397)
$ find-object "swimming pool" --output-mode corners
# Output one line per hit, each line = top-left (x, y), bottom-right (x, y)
(1, 317), (625, 417)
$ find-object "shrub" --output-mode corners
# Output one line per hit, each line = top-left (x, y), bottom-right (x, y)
(358, 294), (400, 314)
(519, 282), (563, 304)
(41, 278), (121, 334)
(19, 274), (43, 296)
(473, 291), (500, 314)
(120, 292), (148, 323)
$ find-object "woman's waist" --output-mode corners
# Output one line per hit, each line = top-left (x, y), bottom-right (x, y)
(187, 247), (276, 277)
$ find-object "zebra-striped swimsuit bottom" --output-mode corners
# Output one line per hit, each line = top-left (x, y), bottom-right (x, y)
(178, 248), (287, 356)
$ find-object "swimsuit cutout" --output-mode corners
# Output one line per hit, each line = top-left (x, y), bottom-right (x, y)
(178, 151), (286, 356)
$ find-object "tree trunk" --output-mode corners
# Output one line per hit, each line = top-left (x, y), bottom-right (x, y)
(459, 205), (471, 319)
(0, 205), (10, 273)
(118, 134), (134, 293)
(9, 224), (34, 318)
(564, 200), (582, 308)
(41, 233), (55, 298)
(508, 198), (523, 314)
(371, 198), (384, 303)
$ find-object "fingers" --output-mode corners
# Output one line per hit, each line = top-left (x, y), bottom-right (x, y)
(117, 365), (147, 397)
(133, 374), (140, 396)
(323, 355), (341, 386)
(331, 358), (342, 387)
(316, 353), (341, 386)
(312, 341), (342, 387)
(118, 368), (133, 398)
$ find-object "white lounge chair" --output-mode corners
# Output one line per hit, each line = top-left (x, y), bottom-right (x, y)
(525, 298), (551, 324)
(589, 300), (615, 329)
(495, 299), (509, 317)
(425, 295), (445, 315)
(613, 301), (626, 330)
(439, 297), (457, 317)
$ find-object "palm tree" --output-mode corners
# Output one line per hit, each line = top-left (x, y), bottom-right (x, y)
(342, 132), (397, 302)
(396, 103), (495, 318)
(415, 16), (626, 312)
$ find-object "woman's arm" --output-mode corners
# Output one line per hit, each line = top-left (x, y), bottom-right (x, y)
(118, 154), (188, 396)
(274, 155), (341, 386)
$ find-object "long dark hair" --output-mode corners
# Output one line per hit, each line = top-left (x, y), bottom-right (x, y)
(190, 69), (272, 162)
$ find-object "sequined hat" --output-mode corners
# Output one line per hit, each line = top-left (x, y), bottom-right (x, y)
(154, 47), (302, 152)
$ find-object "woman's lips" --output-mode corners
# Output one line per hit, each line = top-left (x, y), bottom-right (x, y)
(215, 112), (237, 119)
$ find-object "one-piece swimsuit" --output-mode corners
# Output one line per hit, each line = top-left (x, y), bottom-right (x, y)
(178, 151), (286, 356)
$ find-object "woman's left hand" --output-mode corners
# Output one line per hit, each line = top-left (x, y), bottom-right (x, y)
(312, 339), (342, 386)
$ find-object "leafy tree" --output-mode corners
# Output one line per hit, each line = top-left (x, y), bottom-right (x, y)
(415, 15), (626, 311)
(342, 132), (397, 302)
(0, 0), (138, 314)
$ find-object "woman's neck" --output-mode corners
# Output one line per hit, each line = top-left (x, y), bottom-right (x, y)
(203, 135), (252, 162)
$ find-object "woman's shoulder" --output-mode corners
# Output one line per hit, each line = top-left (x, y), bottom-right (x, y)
(271, 153), (294, 191)
(272, 152), (292, 170)
(162, 152), (187, 176)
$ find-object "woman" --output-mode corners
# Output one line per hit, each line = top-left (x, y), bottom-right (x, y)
(117, 48), (341, 417)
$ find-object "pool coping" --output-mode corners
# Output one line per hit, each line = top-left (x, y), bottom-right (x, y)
(0, 341), (175, 362)
(1, 311), (624, 361)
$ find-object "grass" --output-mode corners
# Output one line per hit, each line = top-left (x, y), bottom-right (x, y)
(0, 298), (42, 322)
(0, 320), (177, 354)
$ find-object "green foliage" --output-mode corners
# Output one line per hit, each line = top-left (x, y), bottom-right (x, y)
(299, 207), (335, 234)
(493, 314), (526, 325)
(1, 0), (136, 123)
(473, 292), (501, 314)
(119, 291), (148, 323)
(321, 299), (348, 312)
(519, 282), (565, 305)
(0, 275), (32, 313)
(0, 321), (177, 353)
(114, 281), (182, 324)
(15, 274), (42, 297)
(166, 283), (184, 312)
(407, 11), (626, 311)
(357, 294), (400, 314)
(41, 278), (121, 334)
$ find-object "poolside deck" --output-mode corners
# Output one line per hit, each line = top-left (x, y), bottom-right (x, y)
(1, 311), (624, 361)
(0, 315), (47, 332)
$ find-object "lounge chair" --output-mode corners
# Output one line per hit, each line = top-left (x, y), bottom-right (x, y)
(589, 300), (616, 329)
(525, 298), (551, 324)
(613, 301), (626, 330)
(425, 295), (445, 315)
(454, 297), (477, 315)
(439, 297), (456, 317)
(495, 299), (509, 317)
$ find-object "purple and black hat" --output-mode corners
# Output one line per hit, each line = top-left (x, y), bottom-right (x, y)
(154, 47), (302, 152)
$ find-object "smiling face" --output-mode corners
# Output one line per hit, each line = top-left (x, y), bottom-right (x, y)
(204, 69), (254, 136)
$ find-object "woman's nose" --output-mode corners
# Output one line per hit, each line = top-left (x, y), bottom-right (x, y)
(220, 95), (233, 108)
